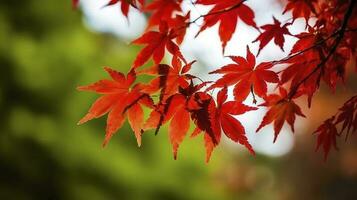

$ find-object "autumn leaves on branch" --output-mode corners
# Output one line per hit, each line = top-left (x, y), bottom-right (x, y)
(74, 0), (357, 162)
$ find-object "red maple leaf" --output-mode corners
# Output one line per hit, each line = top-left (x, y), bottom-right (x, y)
(145, 0), (182, 28)
(72, 0), (144, 17)
(167, 95), (191, 159)
(279, 32), (321, 107)
(314, 117), (339, 161)
(208, 46), (279, 102)
(215, 87), (256, 154)
(335, 96), (357, 137)
(196, 0), (258, 53)
(132, 22), (186, 68)
(144, 82), (208, 159)
(188, 92), (221, 162)
(188, 87), (257, 162)
(283, 0), (317, 23)
(145, 94), (191, 159)
(77, 67), (154, 147)
(104, 0), (145, 17)
(256, 87), (306, 142)
(143, 81), (209, 133)
(168, 12), (191, 45)
(253, 17), (293, 55)
(138, 56), (196, 101)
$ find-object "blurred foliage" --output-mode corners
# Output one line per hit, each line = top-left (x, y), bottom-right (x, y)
(0, 0), (357, 200)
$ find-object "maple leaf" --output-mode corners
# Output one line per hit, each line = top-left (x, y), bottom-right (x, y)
(335, 96), (357, 137)
(279, 58), (320, 107)
(196, 0), (258, 53)
(132, 22), (186, 68)
(322, 48), (350, 91)
(144, 82), (207, 159)
(208, 46), (279, 102)
(188, 92), (221, 162)
(143, 81), (209, 132)
(289, 31), (317, 55)
(104, 0), (145, 17)
(143, 81), (211, 160)
(145, 0), (183, 28)
(314, 117), (339, 161)
(73, 0), (144, 17)
(279, 32), (321, 107)
(215, 87), (257, 154)
(145, 94), (191, 159)
(138, 56), (196, 102)
(256, 87), (305, 142)
(283, 0), (317, 23)
(253, 17), (293, 55)
(168, 12), (191, 45)
(77, 67), (153, 147)
(189, 87), (257, 162)
(167, 95), (191, 159)
(137, 57), (197, 160)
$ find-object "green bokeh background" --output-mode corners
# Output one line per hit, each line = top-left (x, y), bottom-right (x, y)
(1, 1), (357, 200)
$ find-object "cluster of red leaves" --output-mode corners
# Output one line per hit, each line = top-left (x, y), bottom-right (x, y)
(75, 0), (357, 161)
(314, 95), (357, 160)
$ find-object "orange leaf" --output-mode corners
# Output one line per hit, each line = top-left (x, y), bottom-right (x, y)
(196, 0), (257, 53)
(209, 46), (278, 101)
(256, 88), (305, 142)
(132, 22), (185, 68)
(169, 106), (190, 159)
(78, 67), (153, 147)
